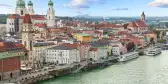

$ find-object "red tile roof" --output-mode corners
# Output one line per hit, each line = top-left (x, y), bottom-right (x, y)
(34, 23), (47, 28)
(89, 47), (98, 51)
(95, 23), (122, 28)
(135, 20), (148, 27)
(23, 14), (32, 24)
(113, 45), (119, 47)
(0, 42), (28, 52)
(30, 15), (46, 20)
(8, 14), (20, 19)
(128, 21), (138, 28)
(21, 15), (46, 20)
(62, 43), (79, 49)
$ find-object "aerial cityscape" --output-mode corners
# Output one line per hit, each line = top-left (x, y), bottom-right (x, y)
(0, 0), (168, 84)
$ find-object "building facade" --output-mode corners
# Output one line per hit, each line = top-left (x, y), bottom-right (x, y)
(0, 42), (27, 81)
(45, 44), (80, 64)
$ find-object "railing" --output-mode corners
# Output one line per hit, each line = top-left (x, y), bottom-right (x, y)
(72, 61), (88, 73)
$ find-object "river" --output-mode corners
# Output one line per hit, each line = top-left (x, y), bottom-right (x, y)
(38, 51), (168, 84)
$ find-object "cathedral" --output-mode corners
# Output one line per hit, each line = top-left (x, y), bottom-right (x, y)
(5, 0), (58, 68)
(6, 0), (56, 35)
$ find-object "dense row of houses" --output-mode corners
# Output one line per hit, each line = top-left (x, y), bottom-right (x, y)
(0, 0), (159, 82)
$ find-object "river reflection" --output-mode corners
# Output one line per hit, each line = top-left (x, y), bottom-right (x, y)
(38, 51), (168, 84)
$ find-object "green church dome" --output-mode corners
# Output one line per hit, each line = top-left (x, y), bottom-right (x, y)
(28, 0), (33, 6)
(48, 0), (54, 6)
(17, 0), (25, 7)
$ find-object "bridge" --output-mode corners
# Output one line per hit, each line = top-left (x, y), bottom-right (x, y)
(153, 28), (168, 39)
(155, 28), (168, 31)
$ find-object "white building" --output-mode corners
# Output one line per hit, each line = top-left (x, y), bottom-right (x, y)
(88, 48), (99, 61)
(32, 42), (57, 68)
(88, 47), (108, 62)
(45, 44), (80, 64)
(6, 14), (21, 33)
(112, 45), (120, 56)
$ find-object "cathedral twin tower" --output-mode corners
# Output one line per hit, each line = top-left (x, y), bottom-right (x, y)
(15, 0), (56, 27)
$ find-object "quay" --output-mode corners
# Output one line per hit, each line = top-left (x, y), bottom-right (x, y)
(0, 43), (163, 84)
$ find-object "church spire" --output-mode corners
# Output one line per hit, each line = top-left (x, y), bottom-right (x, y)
(27, 0), (34, 15)
(48, 0), (54, 6)
(47, 0), (56, 27)
(141, 11), (146, 21)
(15, 0), (27, 16)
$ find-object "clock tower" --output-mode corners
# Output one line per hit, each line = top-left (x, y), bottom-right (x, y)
(22, 14), (34, 51)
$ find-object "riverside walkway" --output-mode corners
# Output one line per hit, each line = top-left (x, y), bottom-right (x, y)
(0, 43), (164, 84)
(0, 61), (88, 84)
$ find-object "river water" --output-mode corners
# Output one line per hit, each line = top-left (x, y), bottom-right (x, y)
(38, 51), (168, 84)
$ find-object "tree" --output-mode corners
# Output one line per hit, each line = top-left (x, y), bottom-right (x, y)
(150, 37), (154, 44)
(152, 30), (160, 38)
(126, 42), (135, 51)
(159, 39), (166, 43)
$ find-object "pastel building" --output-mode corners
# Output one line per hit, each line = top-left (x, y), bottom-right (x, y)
(88, 48), (99, 62)
(0, 42), (27, 81)
(32, 42), (57, 68)
(111, 42), (127, 56)
(74, 33), (92, 42)
(89, 40), (110, 60)
(78, 42), (91, 61)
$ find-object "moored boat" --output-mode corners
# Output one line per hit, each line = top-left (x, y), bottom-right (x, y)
(118, 52), (139, 62)
(146, 48), (162, 56)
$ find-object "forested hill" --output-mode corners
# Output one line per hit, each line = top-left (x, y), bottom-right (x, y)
(0, 14), (9, 24)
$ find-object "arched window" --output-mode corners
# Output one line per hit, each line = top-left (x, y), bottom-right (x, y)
(21, 10), (24, 15)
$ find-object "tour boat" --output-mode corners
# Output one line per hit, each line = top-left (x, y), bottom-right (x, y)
(118, 52), (139, 62)
(146, 48), (162, 56)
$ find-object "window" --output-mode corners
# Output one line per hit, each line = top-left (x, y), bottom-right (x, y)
(21, 10), (24, 15)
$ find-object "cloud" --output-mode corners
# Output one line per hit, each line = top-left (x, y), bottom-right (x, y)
(148, 0), (168, 8)
(110, 8), (128, 11)
(64, 0), (104, 9)
(0, 4), (13, 8)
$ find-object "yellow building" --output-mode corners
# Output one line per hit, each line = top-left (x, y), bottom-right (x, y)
(75, 33), (92, 42)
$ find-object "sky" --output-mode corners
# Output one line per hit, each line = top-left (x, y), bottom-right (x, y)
(1, 0), (168, 17)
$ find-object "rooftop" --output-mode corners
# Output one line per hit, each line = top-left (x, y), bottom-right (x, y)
(77, 33), (91, 36)
(49, 44), (77, 50)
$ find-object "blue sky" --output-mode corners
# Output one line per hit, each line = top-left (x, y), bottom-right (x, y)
(1, 0), (168, 17)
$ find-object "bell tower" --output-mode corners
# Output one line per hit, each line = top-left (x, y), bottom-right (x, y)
(27, 0), (35, 15)
(47, 0), (56, 27)
(141, 11), (146, 21)
(15, 0), (27, 16)
(22, 14), (34, 51)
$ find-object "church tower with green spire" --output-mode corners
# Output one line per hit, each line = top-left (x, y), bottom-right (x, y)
(15, 0), (27, 16)
(27, 0), (34, 15)
(47, 0), (56, 27)
(141, 11), (146, 21)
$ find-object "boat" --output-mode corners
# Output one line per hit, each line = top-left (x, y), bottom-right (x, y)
(162, 44), (168, 50)
(118, 52), (139, 62)
(146, 48), (162, 56)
